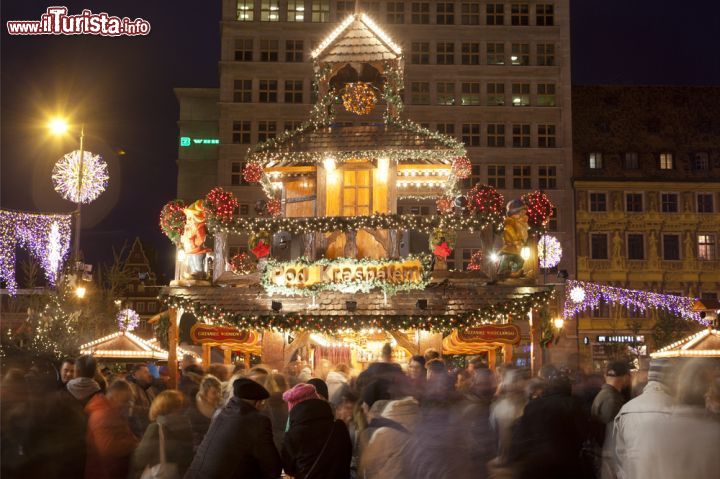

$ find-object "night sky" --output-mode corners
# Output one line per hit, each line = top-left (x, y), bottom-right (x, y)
(2, 0), (719, 280)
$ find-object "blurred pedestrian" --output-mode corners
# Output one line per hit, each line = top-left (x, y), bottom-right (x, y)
(326, 364), (351, 405)
(263, 373), (289, 452)
(58, 358), (75, 388)
(126, 363), (158, 437)
(357, 343), (403, 392)
(592, 361), (631, 425)
(178, 354), (204, 403)
(186, 375), (222, 452)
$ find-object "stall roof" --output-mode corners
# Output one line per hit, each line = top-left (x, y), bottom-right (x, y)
(79, 330), (201, 362)
(650, 328), (720, 358)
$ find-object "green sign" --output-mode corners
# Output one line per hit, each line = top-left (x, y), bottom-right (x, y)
(179, 136), (220, 146)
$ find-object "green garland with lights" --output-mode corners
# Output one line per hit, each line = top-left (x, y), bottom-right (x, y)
(208, 213), (491, 237)
(261, 254), (432, 297)
(159, 288), (555, 334)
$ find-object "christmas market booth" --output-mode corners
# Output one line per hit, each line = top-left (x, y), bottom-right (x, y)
(79, 329), (200, 364)
(650, 328), (720, 359)
(158, 12), (560, 385)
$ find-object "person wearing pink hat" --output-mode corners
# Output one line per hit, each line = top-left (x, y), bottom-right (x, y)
(282, 383), (320, 412)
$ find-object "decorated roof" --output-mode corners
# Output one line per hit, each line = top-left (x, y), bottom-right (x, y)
(247, 122), (465, 167)
(650, 328), (720, 358)
(311, 13), (401, 63)
(79, 330), (200, 362)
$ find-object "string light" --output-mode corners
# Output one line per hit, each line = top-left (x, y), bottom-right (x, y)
(538, 234), (562, 268)
(52, 150), (109, 204)
(466, 184), (505, 233)
(342, 82), (378, 115)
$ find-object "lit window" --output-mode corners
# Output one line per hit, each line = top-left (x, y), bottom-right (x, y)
(259, 80), (278, 103)
(487, 43), (505, 65)
(511, 3), (529, 25)
(285, 40), (304, 62)
(624, 152), (639, 169)
(437, 42), (455, 65)
(589, 193), (607, 212)
(461, 82), (480, 105)
(512, 165), (531, 189)
(461, 2), (480, 25)
(261, 0), (280, 21)
(661, 193), (678, 213)
(462, 123), (481, 147)
(284, 80), (303, 103)
(311, 0), (330, 22)
(287, 0), (305, 21)
(486, 83), (505, 106)
(232, 120), (251, 144)
(626, 193), (643, 212)
(436, 82), (456, 106)
(387, 2), (405, 23)
(538, 165), (557, 189)
(486, 3), (504, 25)
(536, 4), (554, 26)
(697, 193), (715, 213)
(233, 79), (252, 102)
(538, 124), (556, 148)
(487, 165), (506, 188)
(511, 83), (530, 106)
(258, 121), (277, 141)
(588, 152), (603, 169)
(698, 234), (716, 261)
(461, 42), (480, 65)
(343, 169), (372, 216)
(412, 2), (430, 24)
(487, 124), (505, 147)
(237, 0), (254, 21)
(436, 2), (455, 24)
(659, 152), (674, 170)
(411, 82), (430, 105)
(511, 43), (529, 65)
(537, 83), (556, 106)
(537, 43), (555, 66)
(627, 234), (645, 260)
(411, 42), (430, 64)
(662, 234), (680, 260)
(260, 39), (279, 61)
(234, 38), (253, 61)
(512, 124), (531, 148)
(591, 233), (609, 260)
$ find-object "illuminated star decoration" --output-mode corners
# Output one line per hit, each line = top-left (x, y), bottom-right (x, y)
(52, 150), (109, 204)
(116, 308), (141, 332)
(563, 280), (705, 324)
(0, 210), (72, 294)
(538, 234), (562, 268)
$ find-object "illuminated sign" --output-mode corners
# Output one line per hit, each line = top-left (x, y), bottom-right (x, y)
(179, 136), (220, 146)
(457, 324), (521, 345)
(596, 335), (644, 343)
(190, 324), (252, 345)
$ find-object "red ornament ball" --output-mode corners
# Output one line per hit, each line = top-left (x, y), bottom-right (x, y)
(465, 184), (505, 231)
(452, 157), (472, 179)
(522, 190), (554, 230)
(205, 187), (239, 224)
(242, 162), (263, 183)
(266, 198), (282, 217)
(435, 196), (453, 214)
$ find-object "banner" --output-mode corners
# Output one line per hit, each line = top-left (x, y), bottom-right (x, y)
(190, 324), (251, 344)
(457, 324), (521, 345)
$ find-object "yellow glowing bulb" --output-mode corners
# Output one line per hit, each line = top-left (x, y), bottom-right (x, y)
(177, 249), (187, 262)
(553, 318), (565, 330)
(75, 286), (87, 298)
(48, 117), (69, 135)
(521, 246), (531, 260)
(377, 157), (389, 182)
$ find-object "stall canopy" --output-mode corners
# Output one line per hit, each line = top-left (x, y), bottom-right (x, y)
(650, 328), (720, 359)
(80, 330), (201, 362)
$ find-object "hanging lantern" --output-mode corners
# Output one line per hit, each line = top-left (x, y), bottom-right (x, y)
(342, 82), (377, 115)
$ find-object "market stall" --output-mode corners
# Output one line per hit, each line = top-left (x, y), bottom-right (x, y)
(650, 328), (720, 359)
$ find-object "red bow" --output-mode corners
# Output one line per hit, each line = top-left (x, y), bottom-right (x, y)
(433, 242), (452, 258)
(251, 240), (271, 258)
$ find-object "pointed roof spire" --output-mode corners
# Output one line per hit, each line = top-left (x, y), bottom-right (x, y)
(311, 12), (402, 63)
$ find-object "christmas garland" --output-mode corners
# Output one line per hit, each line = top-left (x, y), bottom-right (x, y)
(261, 254), (432, 297)
(159, 288), (555, 334)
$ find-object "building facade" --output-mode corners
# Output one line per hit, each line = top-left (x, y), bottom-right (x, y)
(573, 86), (720, 369)
(177, 0), (574, 273)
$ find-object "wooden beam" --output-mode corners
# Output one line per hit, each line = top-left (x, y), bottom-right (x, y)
(202, 344), (211, 367)
(167, 307), (178, 389)
(223, 348), (232, 365)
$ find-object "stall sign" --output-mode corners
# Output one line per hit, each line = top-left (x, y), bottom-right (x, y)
(457, 324), (521, 345)
(190, 324), (249, 344)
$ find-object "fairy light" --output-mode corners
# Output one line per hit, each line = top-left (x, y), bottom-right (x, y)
(360, 13), (402, 55)
(651, 329), (720, 358)
(52, 150), (109, 204)
(311, 14), (356, 58)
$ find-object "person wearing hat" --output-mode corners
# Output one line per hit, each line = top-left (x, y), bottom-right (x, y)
(498, 199), (529, 278)
(184, 378), (282, 479)
(591, 361), (631, 425)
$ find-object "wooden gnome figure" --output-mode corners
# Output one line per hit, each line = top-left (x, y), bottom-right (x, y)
(181, 200), (211, 279)
(498, 199), (529, 278)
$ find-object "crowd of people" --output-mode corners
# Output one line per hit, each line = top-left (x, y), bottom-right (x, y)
(2, 343), (719, 479)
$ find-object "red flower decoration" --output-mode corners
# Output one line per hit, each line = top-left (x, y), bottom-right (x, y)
(251, 240), (271, 258)
(452, 156), (472, 179)
(433, 242), (452, 258)
(205, 187), (239, 224)
(242, 162), (263, 183)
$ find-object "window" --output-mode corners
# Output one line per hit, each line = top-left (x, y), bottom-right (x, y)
(461, 2), (480, 24)
(284, 120), (303, 132)
(536, 4), (554, 25)
(513, 165), (531, 189)
(258, 121), (277, 141)
(436, 2), (455, 24)
(487, 165), (506, 188)
(461, 43), (480, 65)
(261, 0), (280, 21)
(548, 207), (558, 231)
(537, 83), (556, 106)
(343, 169), (372, 215)
(136, 302), (146, 313)
(538, 166), (557, 189)
(591, 300), (611, 318)
(511, 43), (529, 65)
(285, 40), (304, 62)
(411, 42), (430, 64)
(436, 82), (456, 105)
(589, 192), (606, 212)
(311, 0), (330, 22)
(661, 193), (678, 213)
(538, 124), (556, 148)
(626, 193), (643, 212)
(462, 123), (481, 147)
(412, 2), (430, 24)
(237, 0), (254, 21)
(259, 80), (278, 102)
(147, 302), (158, 313)
(589, 152), (603, 169)
(461, 82), (480, 105)
(659, 152), (674, 170)
(411, 82), (430, 104)
(511, 3), (529, 25)
(436, 42), (455, 64)
(512, 124), (530, 147)
(238, 204), (250, 216)
(233, 79), (252, 102)
(627, 234), (644, 260)
(697, 193), (715, 213)
(662, 234), (680, 260)
(232, 120), (251, 144)
(701, 292), (719, 301)
(437, 124), (455, 138)
(234, 38), (253, 61)
(487, 43), (505, 65)
(698, 234), (716, 261)
(487, 124), (505, 147)
(511, 83), (530, 106)
(336, 1), (354, 17)
(387, 2), (405, 23)
(486, 3), (504, 24)
(693, 152), (710, 170)
(462, 164), (482, 189)
(231, 162), (247, 185)
(284, 80), (303, 103)
(287, 0), (305, 21)
(461, 249), (482, 270)
(537, 43), (555, 66)
(624, 152), (639, 169)
(260, 39), (279, 61)
(591, 234), (609, 260)
(487, 83), (505, 106)
(360, 1), (380, 15)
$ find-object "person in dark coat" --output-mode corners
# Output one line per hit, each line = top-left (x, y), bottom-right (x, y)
(184, 378), (282, 479)
(281, 397), (352, 479)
